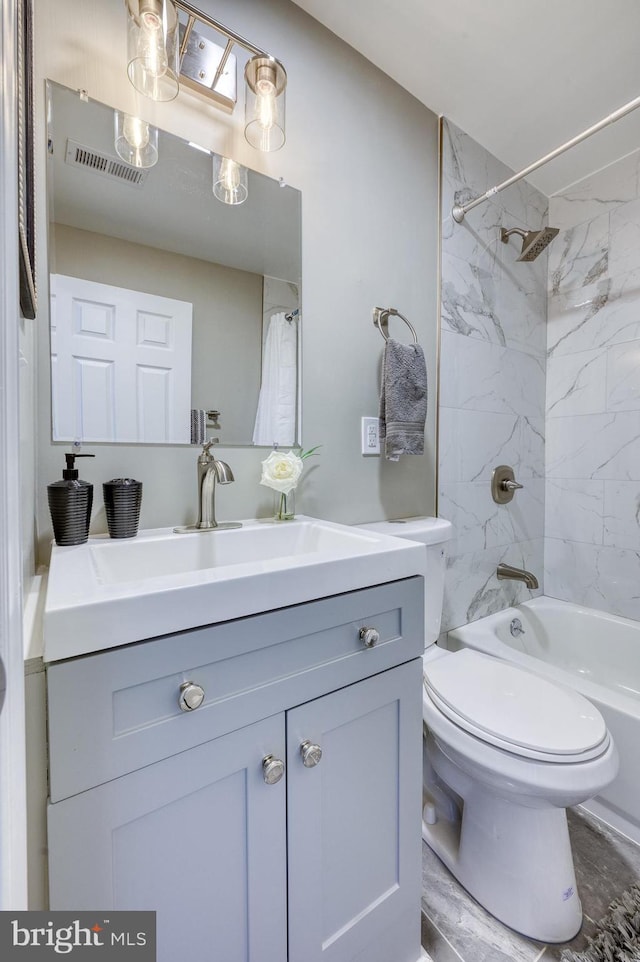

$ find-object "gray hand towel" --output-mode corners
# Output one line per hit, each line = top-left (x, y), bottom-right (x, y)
(379, 338), (427, 461)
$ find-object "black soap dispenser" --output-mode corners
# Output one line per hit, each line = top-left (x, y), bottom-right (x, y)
(47, 453), (95, 546)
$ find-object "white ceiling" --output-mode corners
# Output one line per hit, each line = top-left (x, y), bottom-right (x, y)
(292, 0), (640, 197)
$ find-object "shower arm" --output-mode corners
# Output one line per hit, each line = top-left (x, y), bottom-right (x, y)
(451, 91), (640, 224)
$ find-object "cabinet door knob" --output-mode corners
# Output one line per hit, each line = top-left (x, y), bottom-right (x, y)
(359, 626), (380, 648)
(300, 740), (323, 767)
(178, 681), (205, 712)
(262, 755), (285, 784)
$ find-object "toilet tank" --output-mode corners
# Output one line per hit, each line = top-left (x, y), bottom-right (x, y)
(357, 517), (453, 647)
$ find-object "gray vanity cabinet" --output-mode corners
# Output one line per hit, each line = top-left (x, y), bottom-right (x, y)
(287, 660), (422, 962)
(47, 578), (424, 962)
(48, 714), (288, 962)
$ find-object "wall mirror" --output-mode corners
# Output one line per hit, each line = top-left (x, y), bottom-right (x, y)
(45, 80), (301, 446)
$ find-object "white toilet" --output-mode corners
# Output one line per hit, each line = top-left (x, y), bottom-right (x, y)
(358, 518), (619, 944)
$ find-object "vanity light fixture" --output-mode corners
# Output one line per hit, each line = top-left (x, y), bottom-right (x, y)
(125, 0), (180, 102)
(124, 0), (287, 151)
(114, 111), (159, 168)
(244, 56), (287, 152)
(212, 155), (248, 205)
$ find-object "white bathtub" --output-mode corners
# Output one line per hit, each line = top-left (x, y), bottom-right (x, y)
(447, 596), (640, 844)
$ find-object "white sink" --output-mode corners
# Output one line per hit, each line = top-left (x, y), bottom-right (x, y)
(44, 516), (426, 661)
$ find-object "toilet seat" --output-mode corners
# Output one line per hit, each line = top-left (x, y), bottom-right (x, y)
(424, 649), (609, 763)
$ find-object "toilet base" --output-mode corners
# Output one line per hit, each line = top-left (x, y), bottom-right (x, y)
(422, 785), (583, 943)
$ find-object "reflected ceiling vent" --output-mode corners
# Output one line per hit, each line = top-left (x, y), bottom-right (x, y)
(64, 139), (149, 187)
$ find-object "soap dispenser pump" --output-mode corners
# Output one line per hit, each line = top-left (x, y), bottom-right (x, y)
(47, 452), (95, 546)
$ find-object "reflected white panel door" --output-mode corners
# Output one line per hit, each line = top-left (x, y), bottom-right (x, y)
(50, 274), (192, 442)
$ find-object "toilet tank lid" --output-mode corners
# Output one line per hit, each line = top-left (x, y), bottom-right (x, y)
(357, 517), (453, 546)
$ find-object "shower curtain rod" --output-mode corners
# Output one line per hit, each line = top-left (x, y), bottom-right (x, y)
(451, 92), (640, 223)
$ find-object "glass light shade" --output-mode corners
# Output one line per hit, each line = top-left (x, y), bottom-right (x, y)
(114, 111), (159, 168)
(213, 155), (248, 205)
(126, 0), (179, 102)
(244, 56), (287, 152)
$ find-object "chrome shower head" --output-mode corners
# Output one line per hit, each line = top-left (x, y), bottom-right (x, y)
(500, 225), (559, 261)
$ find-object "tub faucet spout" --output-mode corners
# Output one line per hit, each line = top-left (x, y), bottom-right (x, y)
(497, 562), (539, 590)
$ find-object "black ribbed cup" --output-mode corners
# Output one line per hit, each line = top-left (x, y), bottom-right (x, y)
(103, 478), (143, 539)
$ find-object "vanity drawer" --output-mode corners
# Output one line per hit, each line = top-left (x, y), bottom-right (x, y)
(47, 577), (423, 801)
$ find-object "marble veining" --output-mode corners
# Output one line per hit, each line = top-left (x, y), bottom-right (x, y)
(545, 479), (604, 546)
(442, 539), (543, 633)
(443, 118), (640, 625)
(547, 151), (640, 619)
(546, 412), (640, 481)
(603, 481), (640, 549)
(547, 278), (612, 359)
(550, 147), (640, 231)
(548, 213), (609, 297)
(606, 340), (640, 411)
(440, 333), (545, 418)
(544, 539), (640, 621)
(546, 349), (607, 417)
(440, 119), (547, 632)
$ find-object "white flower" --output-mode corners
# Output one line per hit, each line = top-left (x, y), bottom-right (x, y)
(260, 450), (304, 495)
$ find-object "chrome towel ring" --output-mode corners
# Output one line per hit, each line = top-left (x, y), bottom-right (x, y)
(373, 307), (418, 344)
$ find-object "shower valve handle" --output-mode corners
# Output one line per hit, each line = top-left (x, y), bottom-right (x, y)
(502, 479), (523, 492)
(491, 465), (523, 505)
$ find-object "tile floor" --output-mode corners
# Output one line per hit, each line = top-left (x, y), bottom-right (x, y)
(420, 807), (640, 962)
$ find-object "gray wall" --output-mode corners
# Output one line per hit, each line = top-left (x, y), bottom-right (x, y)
(439, 120), (547, 633)
(32, 0), (439, 561)
(545, 150), (640, 620)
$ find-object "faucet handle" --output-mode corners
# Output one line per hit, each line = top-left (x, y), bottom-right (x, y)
(502, 479), (523, 492)
(202, 438), (219, 453)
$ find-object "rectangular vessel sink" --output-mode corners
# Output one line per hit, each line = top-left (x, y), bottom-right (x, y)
(89, 520), (383, 585)
(44, 516), (426, 661)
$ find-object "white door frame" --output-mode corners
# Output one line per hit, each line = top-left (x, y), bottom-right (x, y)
(0, 0), (28, 908)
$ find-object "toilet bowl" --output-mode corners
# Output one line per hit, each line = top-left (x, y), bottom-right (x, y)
(357, 518), (619, 943)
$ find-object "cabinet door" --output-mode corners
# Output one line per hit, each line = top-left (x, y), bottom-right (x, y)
(48, 714), (287, 962)
(286, 660), (423, 962)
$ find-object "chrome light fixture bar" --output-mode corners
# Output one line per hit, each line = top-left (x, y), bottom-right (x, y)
(126, 0), (287, 150)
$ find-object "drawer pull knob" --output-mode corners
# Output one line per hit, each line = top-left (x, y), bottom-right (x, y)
(262, 755), (285, 784)
(178, 681), (205, 712)
(359, 626), (380, 648)
(300, 740), (323, 768)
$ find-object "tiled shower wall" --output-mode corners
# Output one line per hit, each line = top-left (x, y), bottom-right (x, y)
(545, 151), (640, 620)
(439, 120), (547, 633)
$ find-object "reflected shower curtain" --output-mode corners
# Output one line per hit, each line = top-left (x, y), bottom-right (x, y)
(252, 312), (297, 446)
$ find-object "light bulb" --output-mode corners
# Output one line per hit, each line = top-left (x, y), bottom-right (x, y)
(114, 110), (158, 168)
(137, 8), (168, 80)
(213, 156), (248, 205)
(244, 57), (286, 152)
(126, 0), (179, 101)
(123, 115), (150, 150)
(220, 158), (240, 190)
(256, 87), (277, 130)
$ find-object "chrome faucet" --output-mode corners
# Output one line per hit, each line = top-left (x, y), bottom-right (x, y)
(174, 440), (242, 533)
(496, 562), (539, 590)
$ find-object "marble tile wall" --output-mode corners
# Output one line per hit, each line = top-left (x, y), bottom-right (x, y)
(546, 149), (640, 620)
(439, 120), (547, 632)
